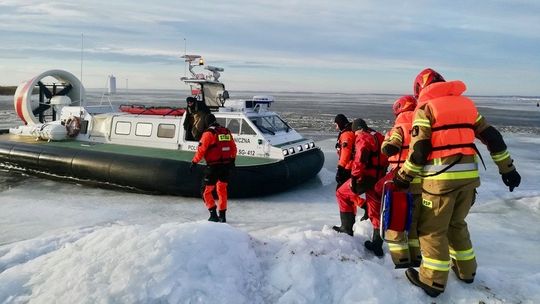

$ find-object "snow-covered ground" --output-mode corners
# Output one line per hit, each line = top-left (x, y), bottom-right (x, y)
(1, 135), (539, 303)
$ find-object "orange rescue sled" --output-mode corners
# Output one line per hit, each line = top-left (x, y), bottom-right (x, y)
(379, 180), (413, 240)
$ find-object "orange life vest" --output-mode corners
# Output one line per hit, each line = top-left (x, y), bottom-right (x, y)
(205, 126), (236, 165)
(368, 130), (389, 179)
(388, 111), (413, 169)
(427, 95), (478, 160)
(352, 129), (389, 180)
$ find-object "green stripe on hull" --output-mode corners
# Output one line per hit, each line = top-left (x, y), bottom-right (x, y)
(0, 135), (278, 166)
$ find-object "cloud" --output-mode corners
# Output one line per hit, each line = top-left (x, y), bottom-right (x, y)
(0, 1), (539, 94)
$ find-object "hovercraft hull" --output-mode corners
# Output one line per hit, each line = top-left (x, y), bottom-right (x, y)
(0, 136), (324, 198)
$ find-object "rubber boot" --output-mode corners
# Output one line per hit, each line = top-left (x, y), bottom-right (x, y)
(364, 229), (384, 257)
(208, 207), (219, 222)
(332, 212), (355, 236)
(405, 268), (442, 298)
(218, 209), (227, 223)
(451, 264), (474, 284)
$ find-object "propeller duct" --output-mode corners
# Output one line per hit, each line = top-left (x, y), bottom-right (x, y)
(13, 70), (84, 125)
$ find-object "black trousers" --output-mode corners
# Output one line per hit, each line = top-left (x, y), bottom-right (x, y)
(204, 164), (231, 185)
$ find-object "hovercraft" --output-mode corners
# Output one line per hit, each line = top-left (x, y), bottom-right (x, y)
(0, 55), (324, 198)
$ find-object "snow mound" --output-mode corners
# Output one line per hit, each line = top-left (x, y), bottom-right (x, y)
(0, 222), (263, 303)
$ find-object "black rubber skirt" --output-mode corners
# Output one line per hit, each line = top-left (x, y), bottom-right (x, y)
(0, 140), (324, 198)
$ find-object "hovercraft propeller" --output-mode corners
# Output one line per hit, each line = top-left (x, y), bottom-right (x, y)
(32, 81), (74, 121)
(14, 70), (84, 125)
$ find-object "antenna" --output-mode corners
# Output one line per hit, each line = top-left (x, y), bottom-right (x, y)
(183, 38), (187, 77)
(80, 33), (84, 116)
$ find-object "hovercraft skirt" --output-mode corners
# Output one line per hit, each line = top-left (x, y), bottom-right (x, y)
(0, 140), (324, 198)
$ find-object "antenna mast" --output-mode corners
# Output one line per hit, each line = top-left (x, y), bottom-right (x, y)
(183, 38), (187, 77)
(80, 33), (84, 113)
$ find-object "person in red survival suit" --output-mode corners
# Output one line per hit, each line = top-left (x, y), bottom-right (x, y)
(334, 114), (355, 188)
(191, 114), (237, 223)
(334, 114), (368, 220)
(333, 119), (388, 255)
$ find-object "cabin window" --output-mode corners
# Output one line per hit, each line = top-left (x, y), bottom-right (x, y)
(216, 117), (227, 127)
(157, 124), (176, 138)
(265, 115), (289, 132)
(135, 122), (153, 137)
(252, 118), (275, 135)
(251, 115), (289, 134)
(241, 120), (256, 135)
(226, 119), (240, 134)
(115, 121), (131, 135)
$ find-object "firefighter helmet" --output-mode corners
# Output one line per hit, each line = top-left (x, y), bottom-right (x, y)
(413, 68), (445, 98)
(392, 95), (417, 116)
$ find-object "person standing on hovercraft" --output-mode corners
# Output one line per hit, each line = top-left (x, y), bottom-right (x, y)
(375, 95), (422, 268)
(183, 96), (197, 141)
(191, 99), (211, 141)
(191, 114), (237, 223)
(394, 68), (521, 297)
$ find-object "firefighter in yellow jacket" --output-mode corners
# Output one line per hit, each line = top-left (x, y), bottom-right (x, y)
(376, 95), (422, 268)
(394, 68), (521, 297)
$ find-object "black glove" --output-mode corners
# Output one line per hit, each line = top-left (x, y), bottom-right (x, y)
(335, 166), (350, 184)
(393, 174), (410, 190)
(189, 162), (196, 173)
(359, 204), (369, 221)
(501, 169), (521, 192)
(350, 176), (359, 194)
(350, 176), (370, 195)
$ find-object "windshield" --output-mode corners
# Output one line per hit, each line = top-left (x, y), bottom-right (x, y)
(251, 115), (290, 135)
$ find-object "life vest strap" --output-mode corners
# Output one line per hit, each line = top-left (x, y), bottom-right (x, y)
(431, 143), (474, 152)
(431, 123), (475, 132)
(418, 154), (463, 178)
(418, 142), (486, 178)
(423, 162), (478, 172)
(431, 143), (486, 170)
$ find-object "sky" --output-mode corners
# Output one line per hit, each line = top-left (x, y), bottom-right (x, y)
(0, 135), (539, 303)
(0, 1), (540, 95)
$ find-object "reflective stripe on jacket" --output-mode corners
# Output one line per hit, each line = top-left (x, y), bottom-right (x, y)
(387, 111), (414, 169)
(421, 157), (480, 181)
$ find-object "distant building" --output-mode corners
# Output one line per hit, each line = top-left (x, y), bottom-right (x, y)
(108, 75), (117, 94)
